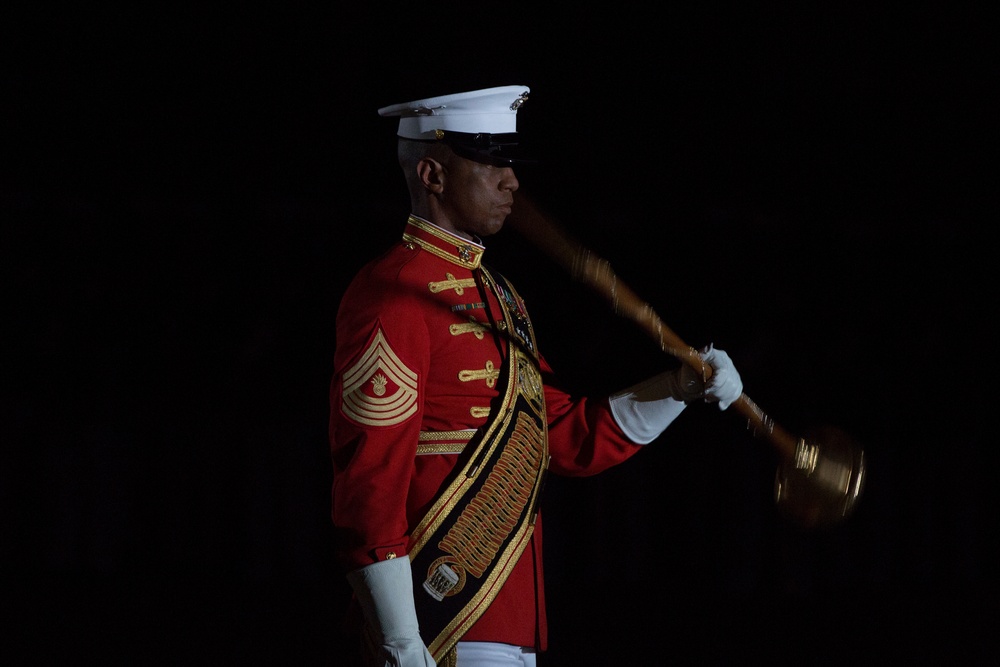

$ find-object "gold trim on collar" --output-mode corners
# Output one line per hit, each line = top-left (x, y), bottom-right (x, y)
(403, 215), (484, 269)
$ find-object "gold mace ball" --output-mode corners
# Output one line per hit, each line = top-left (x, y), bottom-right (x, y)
(774, 424), (866, 529)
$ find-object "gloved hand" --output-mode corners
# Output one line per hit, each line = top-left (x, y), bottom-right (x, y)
(346, 557), (436, 667)
(609, 344), (743, 444)
(699, 344), (743, 410)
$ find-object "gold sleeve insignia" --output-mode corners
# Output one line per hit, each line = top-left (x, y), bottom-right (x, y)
(341, 328), (419, 427)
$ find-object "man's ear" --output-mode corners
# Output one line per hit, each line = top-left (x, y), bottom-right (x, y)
(416, 157), (445, 194)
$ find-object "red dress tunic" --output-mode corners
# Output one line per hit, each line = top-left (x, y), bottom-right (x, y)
(329, 216), (644, 650)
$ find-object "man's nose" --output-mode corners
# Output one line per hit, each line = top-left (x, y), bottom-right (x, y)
(501, 168), (519, 191)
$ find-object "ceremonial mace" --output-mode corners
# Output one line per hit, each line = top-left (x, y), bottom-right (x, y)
(507, 192), (865, 528)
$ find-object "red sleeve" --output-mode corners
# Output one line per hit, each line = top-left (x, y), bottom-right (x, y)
(329, 262), (430, 571)
(539, 356), (645, 477)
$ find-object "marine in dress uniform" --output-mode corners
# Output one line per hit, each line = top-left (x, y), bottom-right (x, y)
(329, 86), (744, 667)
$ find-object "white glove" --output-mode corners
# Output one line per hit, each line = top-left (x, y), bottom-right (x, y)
(346, 557), (436, 667)
(700, 344), (743, 410)
(609, 345), (744, 443)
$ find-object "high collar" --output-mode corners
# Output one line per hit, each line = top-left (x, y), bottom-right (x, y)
(402, 215), (485, 270)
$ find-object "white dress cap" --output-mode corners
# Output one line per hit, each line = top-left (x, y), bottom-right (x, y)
(377, 85), (530, 140)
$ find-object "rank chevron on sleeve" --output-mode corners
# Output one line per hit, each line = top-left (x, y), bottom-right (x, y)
(341, 328), (419, 427)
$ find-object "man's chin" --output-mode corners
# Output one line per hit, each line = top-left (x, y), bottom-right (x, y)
(478, 219), (505, 238)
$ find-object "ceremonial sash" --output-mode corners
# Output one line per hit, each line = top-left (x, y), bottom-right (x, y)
(408, 268), (549, 662)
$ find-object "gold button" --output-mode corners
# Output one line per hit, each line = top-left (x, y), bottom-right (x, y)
(385, 552), (396, 560)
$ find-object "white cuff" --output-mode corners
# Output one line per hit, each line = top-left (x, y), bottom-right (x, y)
(609, 372), (688, 444)
(347, 556), (425, 655)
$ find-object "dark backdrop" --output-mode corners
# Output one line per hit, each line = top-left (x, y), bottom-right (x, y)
(4, 5), (995, 665)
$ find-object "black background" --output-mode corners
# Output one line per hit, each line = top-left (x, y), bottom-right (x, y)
(4, 4), (996, 665)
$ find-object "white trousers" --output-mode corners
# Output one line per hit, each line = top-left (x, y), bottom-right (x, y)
(456, 641), (537, 666)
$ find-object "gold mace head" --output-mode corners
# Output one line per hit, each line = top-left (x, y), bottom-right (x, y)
(773, 424), (866, 529)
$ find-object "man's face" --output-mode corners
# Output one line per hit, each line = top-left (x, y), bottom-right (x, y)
(439, 154), (519, 240)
